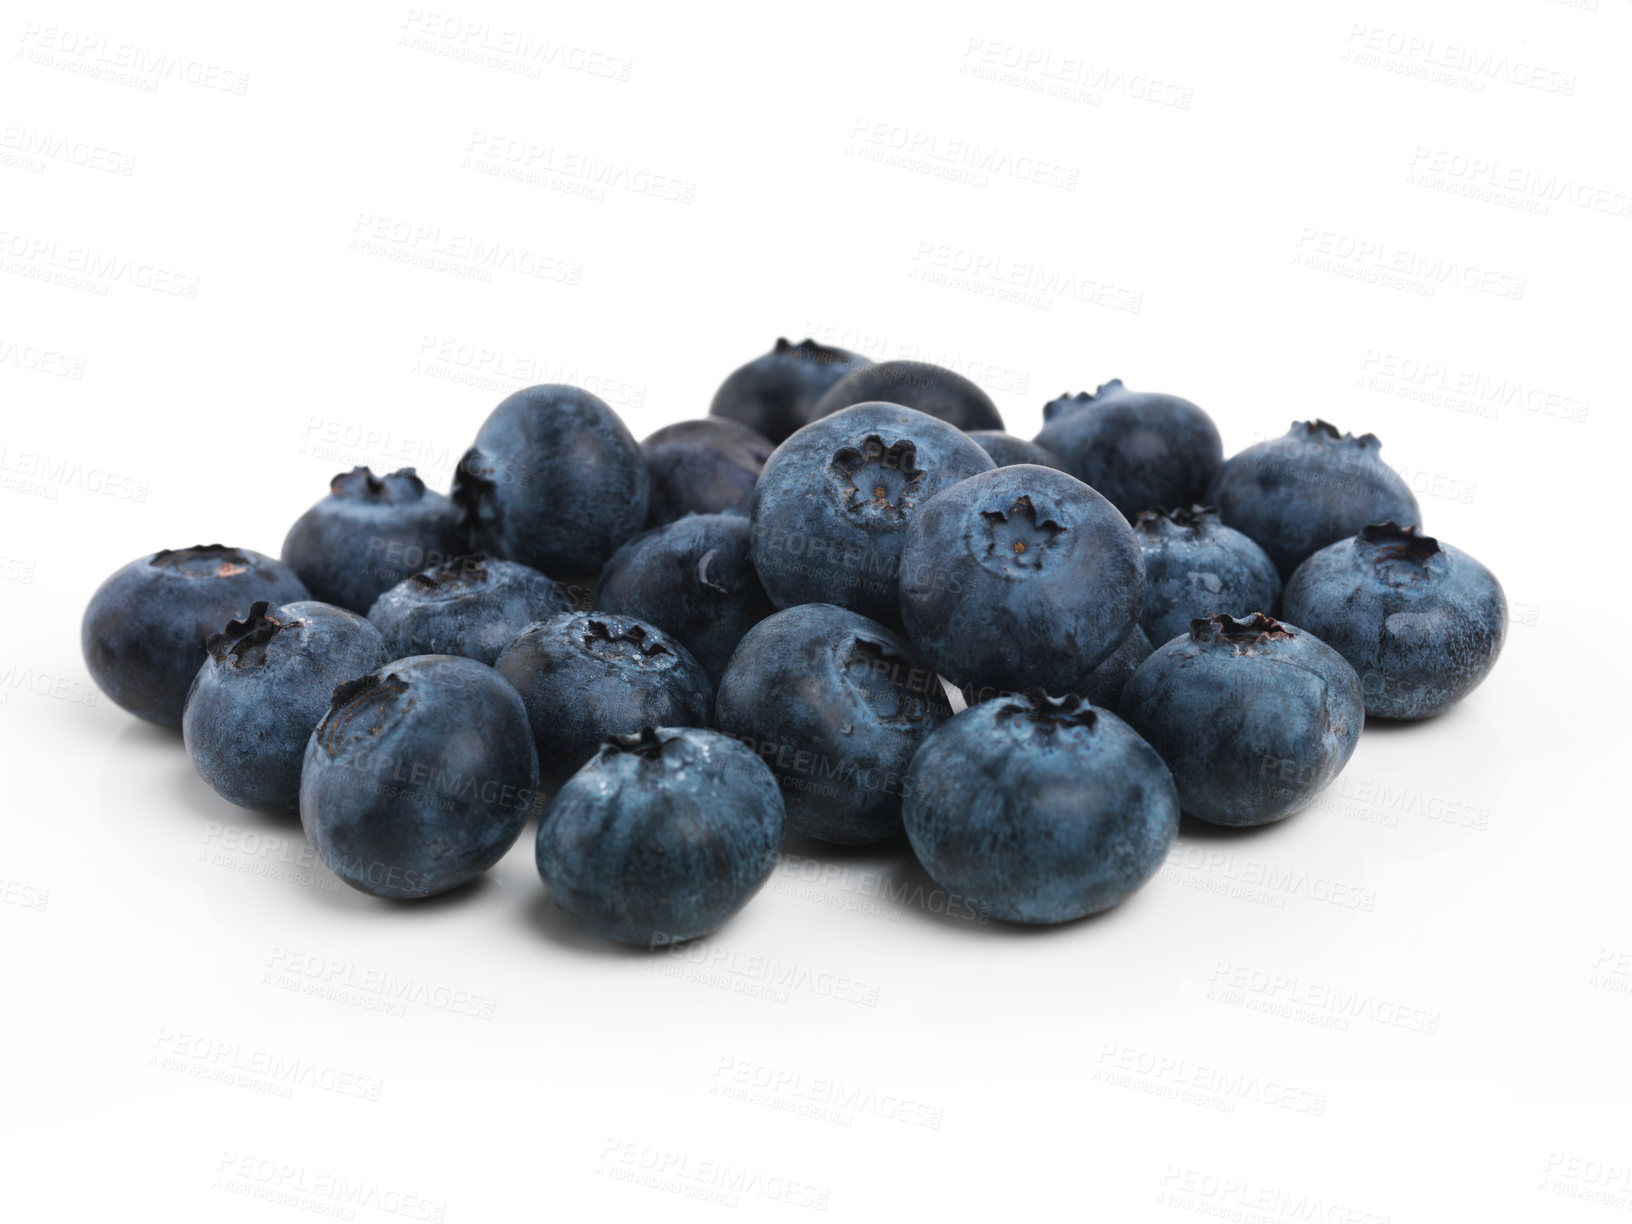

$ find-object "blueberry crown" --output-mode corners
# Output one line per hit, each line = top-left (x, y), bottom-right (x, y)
(1357, 521), (1439, 562)
(831, 436), (924, 513)
(316, 672), (410, 756)
(150, 545), (250, 578)
(1135, 505), (1218, 534)
(842, 637), (949, 722)
(580, 617), (674, 664)
(603, 726), (675, 761)
(1042, 379), (1125, 422)
(1190, 612), (1294, 648)
(207, 601), (299, 667)
(1291, 420), (1380, 450)
(330, 466), (428, 503)
(408, 554), (491, 594)
(995, 689), (1097, 732)
(775, 336), (854, 366)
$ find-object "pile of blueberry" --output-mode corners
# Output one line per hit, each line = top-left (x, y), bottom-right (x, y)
(82, 339), (1506, 940)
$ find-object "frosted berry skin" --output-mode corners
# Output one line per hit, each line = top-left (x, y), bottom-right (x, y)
(1208, 420), (1421, 579)
(748, 401), (995, 627)
(281, 467), (464, 613)
(953, 626), (1153, 713)
(82, 545), (310, 728)
(898, 465), (1145, 691)
(1118, 613), (1364, 827)
(593, 514), (774, 684)
(1033, 380), (1223, 521)
(495, 612), (713, 795)
(903, 692), (1179, 924)
(537, 727), (784, 946)
(183, 601), (388, 813)
(714, 603), (951, 845)
(453, 384), (648, 577)
(809, 359), (1005, 432)
(641, 418), (774, 528)
(708, 337), (871, 444)
(366, 554), (569, 666)
(1135, 506), (1283, 646)
(300, 655), (538, 900)
(968, 431), (1063, 470)
(1280, 523), (1506, 721)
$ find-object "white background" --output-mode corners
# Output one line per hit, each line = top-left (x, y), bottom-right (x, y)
(3, 1), (1627, 1219)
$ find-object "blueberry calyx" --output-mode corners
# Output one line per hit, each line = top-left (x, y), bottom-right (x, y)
(774, 336), (854, 367)
(995, 689), (1097, 732)
(830, 436), (924, 516)
(316, 672), (410, 756)
(980, 495), (1065, 570)
(1357, 521), (1440, 563)
(407, 553), (491, 595)
(1135, 504), (1217, 533)
(603, 726), (673, 760)
(206, 601), (299, 668)
(1293, 420), (1381, 450)
(330, 466), (429, 503)
(580, 618), (674, 665)
(150, 544), (250, 579)
(842, 637), (946, 723)
(1189, 611), (1295, 649)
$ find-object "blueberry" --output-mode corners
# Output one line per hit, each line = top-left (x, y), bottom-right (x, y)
(903, 692), (1178, 924)
(367, 554), (569, 666)
(709, 337), (871, 444)
(968, 431), (1062, 470)
(1033, 380), (1223, 521)
(642, 418), (774, 528)
(453, 384), (648, 579)
(714, 603), (951, 845)
(82, 545), (310, 728)
(953, 627), (1153, 714)
(183, 601), (388, 813)
(281, 467), (464, 613)
(749, 402), (995, 626)
(536, 727), (783, 945)
(1208, 420), (1420, 578)
(1135, 505), (1282, 646)
(898, 465), (1144, 691)
(1280, 523), (1505, 720)
(1118, 613), (1363, 827)
(495, 612), (713, 794)
(300, 655), (538, 899)
(809, 360), (1004, 432)
(593, 514), (774, 684)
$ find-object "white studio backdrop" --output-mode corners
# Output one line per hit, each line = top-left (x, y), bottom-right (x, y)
(2, 1), (1627, 1219)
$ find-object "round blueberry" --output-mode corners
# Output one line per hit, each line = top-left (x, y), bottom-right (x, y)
(453, 384), (648, 578)
(300, 655), (538, 899)
(184, 601), (388, 813)
(82, 545), (310, 728)
(898, 465), (1144, 691)
(281, 467), (464, 614)
(809, 360), (1004, 432)
(367, 554), (569, 666)
(1135, 505), (1282, 646)
(714, 603), (952, 845)
(1033, 380), (1223, 521)
(537, 727), (784, 946)
(1118, 613), (1364, 827)
(968, 431), (1063, 470)
(593, 514), (774, 685)
(1208, 420), (1421, 578)
(749, 401), (995, 626)
(642, 418), (773, 528)
(904, 692), (1178, 924)
(1280, 523), (1505, 720)
(709, 337), (870, 444)
(495, 612), (713, 794)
